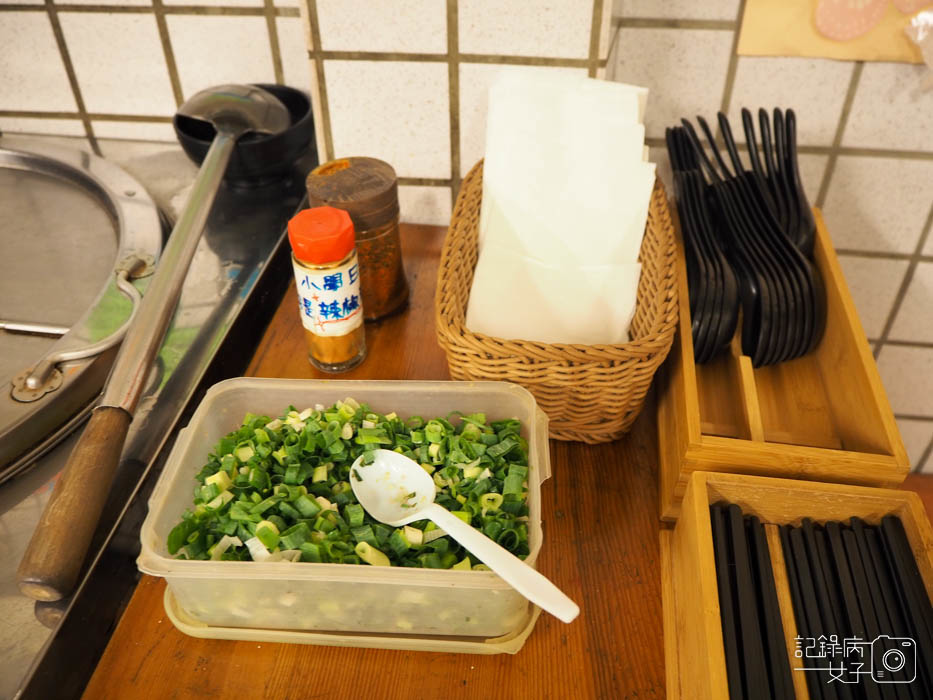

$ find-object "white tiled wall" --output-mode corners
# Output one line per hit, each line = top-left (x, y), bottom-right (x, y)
(612, 27), (734, 140)
(837, 257), (910, 339)
(614, 0), (741, 21)
(822, 156), (933, 253)
(2, 0), (932, 466)
(0, 13), (77, 112)
(843, 62), (933, 152)
(169, 16), (277, 97)
(459, 0), (592, 58)
(324, 60), (451, 179)
(306, 0), (609, 223)
(315, 0), (447, 54)
(0, 2), (608, 225)
(61, 14), (174, 115)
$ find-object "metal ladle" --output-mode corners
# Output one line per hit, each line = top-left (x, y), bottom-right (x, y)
(350, 449), (580, 623)
(17, 85), (291, 602)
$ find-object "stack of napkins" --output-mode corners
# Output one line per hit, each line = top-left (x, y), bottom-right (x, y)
(465, 72), (655, 345)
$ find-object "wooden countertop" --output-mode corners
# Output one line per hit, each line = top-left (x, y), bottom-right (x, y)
(83, 223), (933, 699)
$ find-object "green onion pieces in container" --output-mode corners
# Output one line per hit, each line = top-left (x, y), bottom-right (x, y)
(166, 398), (531, 570)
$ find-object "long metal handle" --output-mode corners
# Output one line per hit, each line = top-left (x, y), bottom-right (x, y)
(16, 130), (238, 602)
(101, 129), (237, 414)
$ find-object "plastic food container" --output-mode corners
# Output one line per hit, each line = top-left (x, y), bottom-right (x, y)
(138, 378), (551, 638)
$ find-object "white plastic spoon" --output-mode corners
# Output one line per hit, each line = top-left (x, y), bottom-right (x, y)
(349, 449), (580, 623)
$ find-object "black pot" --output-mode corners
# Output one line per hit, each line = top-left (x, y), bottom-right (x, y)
(174, 84), (316, 186)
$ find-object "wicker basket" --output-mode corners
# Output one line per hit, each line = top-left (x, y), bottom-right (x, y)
(434, 161), (679, 443)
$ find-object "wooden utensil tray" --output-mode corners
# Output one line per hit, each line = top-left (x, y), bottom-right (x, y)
(661, 471), (933, 700)
(658, 208), (908, 520)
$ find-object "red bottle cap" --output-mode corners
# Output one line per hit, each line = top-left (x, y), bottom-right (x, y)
(287, 206), (355, 264)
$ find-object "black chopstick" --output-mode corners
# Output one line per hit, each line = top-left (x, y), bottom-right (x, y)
(748, 516), (794, 700)
(802, 519), (851, 700)
(789, 525), (834, 700)
(727, 504), (771, 698)
(842, 526), (898, 700)
(712, 503), (745, 700)
(850, 519), (914, 700)
(781, 524), (825, 700)
(880, 516), (933, 693)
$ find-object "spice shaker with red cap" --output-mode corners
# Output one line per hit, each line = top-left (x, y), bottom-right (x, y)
(287, 206), (366, 372)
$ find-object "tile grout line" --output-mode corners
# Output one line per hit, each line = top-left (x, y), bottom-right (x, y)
(5, 117), (925, 162)
(814, 146), (933, 160)
(305, 0), (333, 162)
(262, 0), (285, 85)
(1, 4), (299, 16)
(913, 435), (933, 473)
(313, 50), (603, 68)
(446, 0), (460, 205)
(895, 413), (933, 422)
(871, 201), (933, 359)
(0, 110), (175, 121)
(876, 339), (933, 350)
(611, 16), (737, 30)
(604, 18), (622, 81)
(462, 52), (608, 68)
(586, 0), (603, 79)
(815, 61), (862, 208)
(152, 0), (184, 107)
(398, 177), (451, 187)
(833, 248), (933, 261)
(6, 132), (176, 146)
(44, 0), (100, 155)
(717, 0), (746, 118)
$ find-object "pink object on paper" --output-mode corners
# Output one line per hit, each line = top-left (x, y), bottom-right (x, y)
(816, 0), (889, 40)
(893, 1), (932, 13)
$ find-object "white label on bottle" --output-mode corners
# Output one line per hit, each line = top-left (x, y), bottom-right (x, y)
(292, 252), (364, 336)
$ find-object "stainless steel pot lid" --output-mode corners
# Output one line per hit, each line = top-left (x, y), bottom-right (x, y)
(0, 139), (163, 481)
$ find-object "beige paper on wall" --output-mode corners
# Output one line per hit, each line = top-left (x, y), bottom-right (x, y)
(738, 0), (929, 64)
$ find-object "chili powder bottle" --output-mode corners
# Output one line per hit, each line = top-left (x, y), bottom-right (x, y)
(287, 206), (366, 372)
(305, 157), (409, 320)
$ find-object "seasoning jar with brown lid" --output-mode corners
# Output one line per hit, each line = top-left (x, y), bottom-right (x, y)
(306, 157), (409, 320)
(287, 206), (366, 373)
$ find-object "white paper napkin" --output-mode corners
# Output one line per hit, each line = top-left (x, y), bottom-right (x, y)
(466, 240), (642, 345)
(467, 71), (654, 344)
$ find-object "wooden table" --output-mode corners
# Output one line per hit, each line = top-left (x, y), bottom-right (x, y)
(83, 224), (933, 699)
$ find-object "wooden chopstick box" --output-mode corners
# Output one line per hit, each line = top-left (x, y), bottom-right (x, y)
(657, 208), (908, 521)
(661, 470), (933, 700)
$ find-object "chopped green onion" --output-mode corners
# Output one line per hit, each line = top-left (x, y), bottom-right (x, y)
(355, 542), (390, 566)
(255, 520), (280, 549)
(344, 503), (365, 528)
(209, 535), (242, 561)
(205, 470), (232, 491)
(168, 399), (532, 567)
(294, 493), (322, 518)
(205, 490), (234, 511)
(245, 536), (271, 562)
(480, 493), (504, 516)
